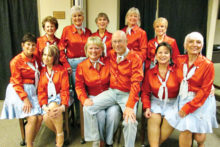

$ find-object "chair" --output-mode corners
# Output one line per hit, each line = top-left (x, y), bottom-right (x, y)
(80, 103), (86, 144)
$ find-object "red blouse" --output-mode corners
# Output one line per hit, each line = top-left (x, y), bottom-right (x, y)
(35, 35), (60, 62)
(38, 64), (69, 106)
(92, 30), (112, 56)
(58, 25), (92, 69)
(109, 50), (143, 108)
(10, 52), (39, 100)
(121, 25), (148, 61)
(141, 65), (179, 109)
(75, 57), (110, 104)
(175, 55), (214, 114)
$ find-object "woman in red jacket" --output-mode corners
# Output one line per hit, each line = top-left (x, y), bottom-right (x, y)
(146, 17), (180, 70)
(92, 12), (112, 56)
(35, 16), (59, 64)
(141, 42), (179, 146)
(38, 45), (69, 147)
(165, 32), (218, 147)
(75, 36), (121, 147)
(121, 7), (148, 63)
(1, 33), (42, 147)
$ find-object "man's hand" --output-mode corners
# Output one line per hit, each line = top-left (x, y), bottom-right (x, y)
(84, 98), (94, 106)
(123, 107), (136, 123)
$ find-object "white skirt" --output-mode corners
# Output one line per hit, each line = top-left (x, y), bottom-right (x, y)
(151, 95), (176, 116)
(165, 92), (218, 133)
(1, 84), (42, 119)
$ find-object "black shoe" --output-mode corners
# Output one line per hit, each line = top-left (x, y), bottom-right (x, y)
(105, 144), (113, 147)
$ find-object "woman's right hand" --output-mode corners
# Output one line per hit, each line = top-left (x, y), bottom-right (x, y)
(144, 108), (152, 118)
(23, 98), (32, 113)
(84, 98), (94, 106)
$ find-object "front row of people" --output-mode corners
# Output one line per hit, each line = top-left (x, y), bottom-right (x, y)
(0, 31), (218, 147)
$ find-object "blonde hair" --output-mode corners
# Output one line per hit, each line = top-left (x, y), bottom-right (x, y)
(95, 12), (109, 23)
(184, 32), (204, 53)
(125, 7), (141, 27)
(43, 45), (60, 65)
(70, 6), (84, 16)
(84, 36), (104, 57)
(153, 17), (168, 29)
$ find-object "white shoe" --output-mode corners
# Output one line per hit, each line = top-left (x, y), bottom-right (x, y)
(92, 140), (100, 147)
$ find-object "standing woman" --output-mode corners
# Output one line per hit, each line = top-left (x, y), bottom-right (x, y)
(58, 6), (91, 121)
(146, 17), (180, 70)
(1, 33), (42, 147)
(92, 12), (112, 56)
(38, 45), (69, 147)
(165, 32), (218, 147)
(121, 7), (148, 62)
(141, 42), (179, 147)
(75, 36), (121, 147)
(35, 16), (59, 64)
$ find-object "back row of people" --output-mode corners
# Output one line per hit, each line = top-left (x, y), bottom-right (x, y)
(0, 5), (218, 147)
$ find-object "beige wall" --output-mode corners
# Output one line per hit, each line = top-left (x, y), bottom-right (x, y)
(37, 0), (72, 38)
(87, 0), (119, 33)
(214, 19), (220, 45)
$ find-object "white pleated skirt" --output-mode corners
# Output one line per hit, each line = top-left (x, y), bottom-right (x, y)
(165, 92), (218, 133)
(1, 84), (42, 119)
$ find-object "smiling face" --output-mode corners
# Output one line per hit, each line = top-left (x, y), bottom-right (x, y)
(96, 16), (109, 30)
(87, 44), (103, 61)
(22, 41), (36, 58)
(72, 12), (84, 27)
(126, 12), (139, 27)
(42, 47), (54, 67)
(44, 21), (56, 36)
(155, 46), (171, 65)
(154, 22), (167, 37)
(112, 31), (127, 55)
(185, 37), (203, 55)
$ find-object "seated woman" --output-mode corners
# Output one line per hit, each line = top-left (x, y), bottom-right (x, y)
(92, 12), (112, 56)
(141, 42), (179, 147)
(75, 36), (121, 147)
(146, 17), (180, 70)
(38, 45), (69, 147)
(35, 16), (59, 64)
(1, 33), (42, 147)
(165, 32), (218, 147)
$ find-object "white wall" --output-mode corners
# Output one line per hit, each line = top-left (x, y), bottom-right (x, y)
(37, 0), (72, 38)
(87, 0), (119, 33)
(214, 20), (220, 44)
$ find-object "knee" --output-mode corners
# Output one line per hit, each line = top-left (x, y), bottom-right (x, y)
(97, 110), (106, 124)
(194, 133), (206, 144)
(48, 102), (59, 109)
(106, 105), (121, 120)
(27, 116), (38, 124)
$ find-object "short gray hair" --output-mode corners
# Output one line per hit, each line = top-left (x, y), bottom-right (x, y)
(70, 6), (84, 16)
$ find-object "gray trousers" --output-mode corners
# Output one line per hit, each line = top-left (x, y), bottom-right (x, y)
(84, 88), (138, 147)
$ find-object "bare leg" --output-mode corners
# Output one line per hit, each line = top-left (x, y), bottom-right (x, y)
(159, 118), (174, 144)
(48, 102), (64, 147)
(147, 113), (162, 147)
(179, 130), (192, 147)
(43, 114), (56, 133)
(26, 116), (38, 147)
(32, 115), (43, 142)
(194, 133), (206, 147)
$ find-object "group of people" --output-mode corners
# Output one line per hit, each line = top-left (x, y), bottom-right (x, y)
(0, 5), (218, 147)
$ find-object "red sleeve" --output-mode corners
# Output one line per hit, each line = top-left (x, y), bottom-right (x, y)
(141, 70), (151, 110)
(181, 63), (214, 114)
(139, 30), (148, 61)
(60, 68), (70, 106)
(126, 54), (144, 108)
(10, 60), (28, 101)
(171, 39), (180, 59)
(37, 72), (48, 106)
(75, 64), (88, 105)
(58, 28), (71, 69)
